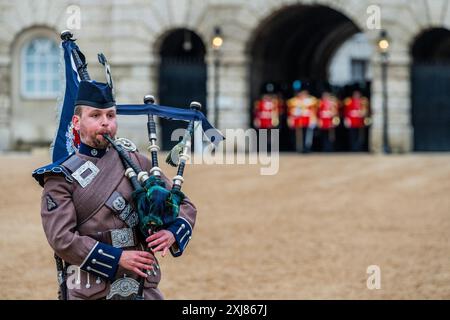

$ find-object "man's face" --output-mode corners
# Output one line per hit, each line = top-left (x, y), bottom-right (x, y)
(72, 105), (117, 149)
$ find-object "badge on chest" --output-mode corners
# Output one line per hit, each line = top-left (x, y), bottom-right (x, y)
(71, 161), (99, 188)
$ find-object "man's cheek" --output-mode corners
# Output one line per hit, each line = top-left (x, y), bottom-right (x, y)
(111, 123), (118, 136)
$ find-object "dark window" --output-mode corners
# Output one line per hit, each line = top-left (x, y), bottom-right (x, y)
(351, 59), (367, 83)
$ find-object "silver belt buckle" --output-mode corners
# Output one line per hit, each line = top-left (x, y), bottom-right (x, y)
(106, 276), (140, 300)
(111, 228), (135, 248)
(71, 161), (99, 188)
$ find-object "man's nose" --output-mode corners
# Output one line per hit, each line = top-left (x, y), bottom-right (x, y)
(100, 115), (110, 126)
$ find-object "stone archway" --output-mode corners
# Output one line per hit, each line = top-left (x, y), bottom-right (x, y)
(247, 4), (366, 151)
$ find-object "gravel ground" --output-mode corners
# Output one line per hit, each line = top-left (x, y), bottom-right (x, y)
(0, 151), (449, 299)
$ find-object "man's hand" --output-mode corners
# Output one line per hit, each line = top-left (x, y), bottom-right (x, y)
(118, 250), (155, 278)
(146, 230), (175, 257)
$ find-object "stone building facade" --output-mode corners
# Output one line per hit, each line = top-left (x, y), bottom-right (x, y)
(1, 0), (450, 153)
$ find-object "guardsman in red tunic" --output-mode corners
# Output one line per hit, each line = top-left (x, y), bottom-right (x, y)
(253, 83), (282, 152)
(253, 93), (281, 129)
(287, 89), (318, 153)
(318, 91), (340, 152)
(343, 90), (370, 151)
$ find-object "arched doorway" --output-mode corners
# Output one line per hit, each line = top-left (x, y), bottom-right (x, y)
(158, 29), (207, 150)
(411, 28), (450, 151)
(248, 4), (370, 152)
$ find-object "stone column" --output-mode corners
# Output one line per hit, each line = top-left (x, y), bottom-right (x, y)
(370, 50), (412, 153)
(109, 0), (155, 149)
(0, 64), (11, 151)
(206, 53), (249, 130)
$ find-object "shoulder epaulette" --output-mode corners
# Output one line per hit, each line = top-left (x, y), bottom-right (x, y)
(32, 153), (75, 188)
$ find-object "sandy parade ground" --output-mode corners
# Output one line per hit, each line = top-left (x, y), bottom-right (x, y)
(0, 150), (449, 299)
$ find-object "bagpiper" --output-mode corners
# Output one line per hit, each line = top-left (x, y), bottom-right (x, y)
(31, 31), (198, 300)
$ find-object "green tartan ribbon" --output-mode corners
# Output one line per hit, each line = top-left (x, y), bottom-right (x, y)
(132, 175), (185, 237)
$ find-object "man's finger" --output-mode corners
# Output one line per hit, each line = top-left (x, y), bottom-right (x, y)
(151, 242), (166, 253)
(146, 233), (164, 243)
(135, 262), (152, 270)
(136, 256), (154, 265)
(134, 268), (147, 278)
(138, 251), (154, 259)
(147, 230), (166, 240)
(148, 237), (165, 248)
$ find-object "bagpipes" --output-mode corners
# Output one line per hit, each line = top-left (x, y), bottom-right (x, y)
(104, 98), (201, 299)
(59, 30), (204, 299)
(102, 97), (200, 236)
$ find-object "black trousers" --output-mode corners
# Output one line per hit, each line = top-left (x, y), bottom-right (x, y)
(320, 129), (334, 152)
(348, 128), (364, 152)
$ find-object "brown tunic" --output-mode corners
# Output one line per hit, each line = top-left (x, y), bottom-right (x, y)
(40, 147), (197, 300)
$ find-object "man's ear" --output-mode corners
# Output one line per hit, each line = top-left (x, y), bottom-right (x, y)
(72, 114), (81, 131)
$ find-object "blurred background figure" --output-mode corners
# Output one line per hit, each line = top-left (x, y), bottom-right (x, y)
(317, 90), (340, 152)
(343, 89), (371, 152)
(253, 82), (283, 152)
(287, 81), (318, 153)
(253, 82), (282, 130)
